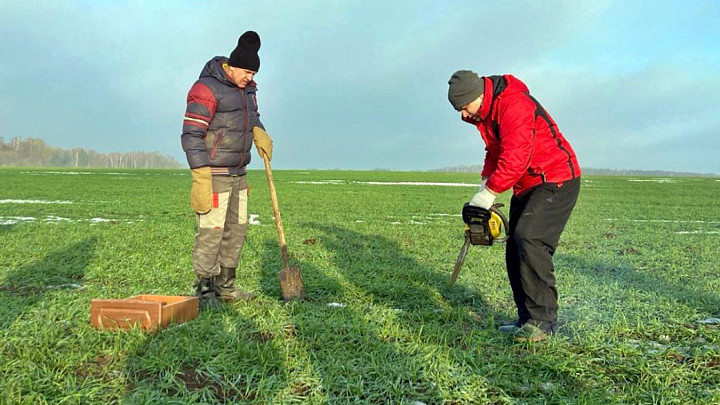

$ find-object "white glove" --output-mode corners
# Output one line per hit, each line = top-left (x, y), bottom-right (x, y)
(469, 184), (496, 209)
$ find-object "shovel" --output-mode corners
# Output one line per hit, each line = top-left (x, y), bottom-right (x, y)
(259, 152), (306, 301)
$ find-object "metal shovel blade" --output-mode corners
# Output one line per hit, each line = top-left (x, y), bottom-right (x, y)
(279, 266), (306, 301)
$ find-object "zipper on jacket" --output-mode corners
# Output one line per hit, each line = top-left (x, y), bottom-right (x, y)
(240, 90), (249, 165)
(210, 130), (224, 160)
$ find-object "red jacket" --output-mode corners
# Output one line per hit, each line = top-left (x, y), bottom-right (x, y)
(463, 75), (580, 196)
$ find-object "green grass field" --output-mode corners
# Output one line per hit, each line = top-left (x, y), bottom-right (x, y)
(1, 168), (718, 404)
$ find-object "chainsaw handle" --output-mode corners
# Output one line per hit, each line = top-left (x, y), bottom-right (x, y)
(490, 204), (510, 243)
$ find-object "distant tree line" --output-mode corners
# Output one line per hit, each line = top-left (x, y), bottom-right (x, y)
(431, 164), (717, 177)
(0, 137), (181, 169)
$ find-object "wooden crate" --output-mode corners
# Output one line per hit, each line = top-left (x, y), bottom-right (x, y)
(90, 295), (198, 331)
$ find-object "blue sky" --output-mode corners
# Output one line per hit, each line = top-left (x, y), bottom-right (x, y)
(1, 1), (719, 173)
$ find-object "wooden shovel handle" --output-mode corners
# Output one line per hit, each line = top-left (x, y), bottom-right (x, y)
(262, 154), (291, 269)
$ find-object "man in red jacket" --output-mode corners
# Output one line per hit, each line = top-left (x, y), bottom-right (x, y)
(448, 70), (581, 342)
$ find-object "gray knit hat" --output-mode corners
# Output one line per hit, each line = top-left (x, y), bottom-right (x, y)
(448, 70), (484, 110)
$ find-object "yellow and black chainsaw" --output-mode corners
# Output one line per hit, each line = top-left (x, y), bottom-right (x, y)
(449, 203), (510, 286)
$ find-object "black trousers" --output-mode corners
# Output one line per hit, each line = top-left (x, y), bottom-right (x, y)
(506, 177), (580, 331)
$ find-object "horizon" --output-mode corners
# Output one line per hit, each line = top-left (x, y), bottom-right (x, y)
(1, 135), (719, 176)
(1, 1), (719, 173)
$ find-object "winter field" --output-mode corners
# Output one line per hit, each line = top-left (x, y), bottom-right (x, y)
(1, 167), (719, 404)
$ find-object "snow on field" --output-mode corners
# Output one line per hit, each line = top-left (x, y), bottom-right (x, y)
(1, 213), (257, 226)
(603, 219), (720, 224)
(20, 171), (186, 176)
(21, 171), (132, 175)
(90, 218), (113, 223)
(674, 230), (720, 235)
(0, 216), (35, 225)
(292, 180), (346, 185)
(48, 283), (86, 290)
(292, 180), (477, 187)
(0, 199), (72, 204)
(357, 181), (477, 187)
(0, 215), (138, 225)
(46, 216), (72, 222)
(627, 178), (679, 183)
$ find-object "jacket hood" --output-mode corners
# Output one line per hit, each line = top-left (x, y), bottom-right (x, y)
(199, 56), (257, 90)
(478, 74), (528, 119)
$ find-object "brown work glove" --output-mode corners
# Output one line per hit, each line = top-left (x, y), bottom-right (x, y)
(190, 166), (212, 214)
(252, 126), (273, 160)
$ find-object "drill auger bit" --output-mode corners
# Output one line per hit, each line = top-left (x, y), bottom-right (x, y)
(449, 233), (471, 286)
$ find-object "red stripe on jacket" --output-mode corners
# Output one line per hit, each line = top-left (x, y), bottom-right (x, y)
(187, 82), (217, 119)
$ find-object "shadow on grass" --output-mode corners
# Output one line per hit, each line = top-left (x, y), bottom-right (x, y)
(122, 243), (288, 402)
(558, 253), (720, 326)
(122, 304), (287, 403)
(251, 223), (510, 402)
(0, 223), (16, 236)
(0, 237), (96, 327)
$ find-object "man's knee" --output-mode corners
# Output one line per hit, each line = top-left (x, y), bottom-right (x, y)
(512, 226), (540, 250)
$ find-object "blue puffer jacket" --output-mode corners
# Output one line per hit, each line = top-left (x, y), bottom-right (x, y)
(181, 56), (264, 175)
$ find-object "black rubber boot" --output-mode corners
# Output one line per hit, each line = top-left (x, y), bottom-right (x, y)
(196, 277), (222, 311)
(215, 267), (256, 301)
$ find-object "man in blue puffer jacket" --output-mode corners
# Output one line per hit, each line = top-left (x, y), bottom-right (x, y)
(181, 31), (274, 310)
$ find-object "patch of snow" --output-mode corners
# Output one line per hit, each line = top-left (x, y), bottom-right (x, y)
(356, 181), (477, 187)
(90, 218), (114, 223)
(48, 283), (86, 290)
(0, 199), (72, 204)
(22, 171), (136, 176)
(540, 382), (556, 392)
(293, 180), (346, 185)
(627, 178), (679, 183)
(327, 302), (346, 308)
(603, 218), (720, 224)
(0, 216), (36, 225)
(45, 216), (71, 222)
(292, 180), (479, 187)
(675, 231), (720, 235)
(0, 216), (140, 225)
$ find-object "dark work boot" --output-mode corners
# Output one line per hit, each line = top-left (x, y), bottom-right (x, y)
(214, 267), (256, 302)
(196, 277), (222, 311)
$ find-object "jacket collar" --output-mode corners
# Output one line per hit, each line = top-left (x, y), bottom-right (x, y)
(478, 75), (508, 120)
(477, 77), (493, 120)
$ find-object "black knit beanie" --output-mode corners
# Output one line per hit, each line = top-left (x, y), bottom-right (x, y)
(448, 70), (484, 110)
(228, 31), (261, 71)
